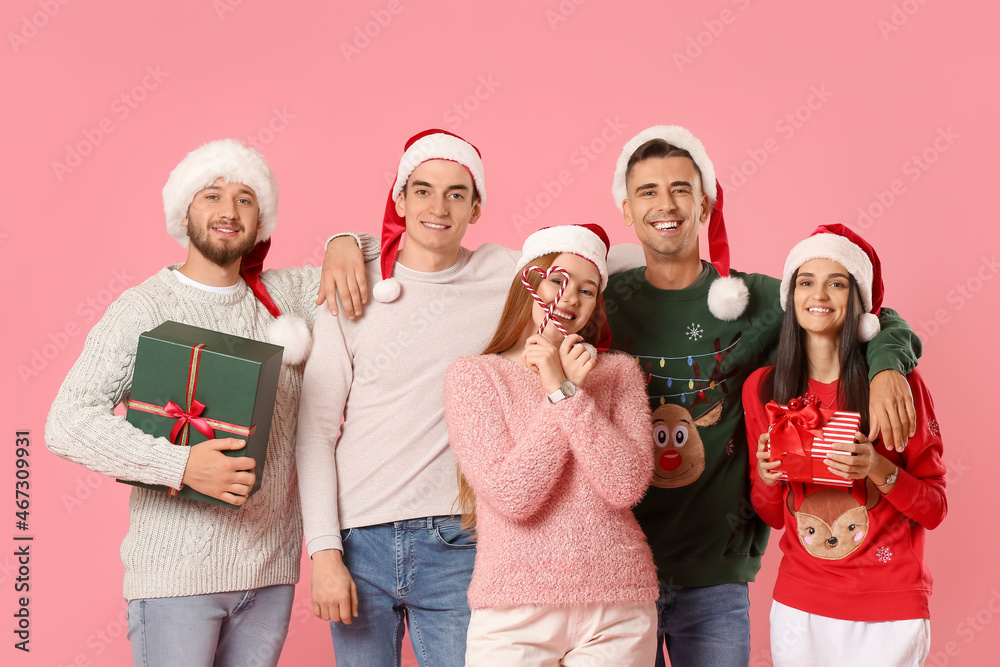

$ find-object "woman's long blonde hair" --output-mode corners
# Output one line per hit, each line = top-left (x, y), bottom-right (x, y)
(455, 252), (608, 532)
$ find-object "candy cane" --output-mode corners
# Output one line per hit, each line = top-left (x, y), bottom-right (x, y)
(521, 265), (570, 336)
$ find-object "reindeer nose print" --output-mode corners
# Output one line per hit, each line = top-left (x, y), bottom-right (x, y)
(659, 450), (682, 471)
(827, 537), (838, 547)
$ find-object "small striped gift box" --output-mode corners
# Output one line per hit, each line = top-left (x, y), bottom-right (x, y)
(767, 404), (861, 488)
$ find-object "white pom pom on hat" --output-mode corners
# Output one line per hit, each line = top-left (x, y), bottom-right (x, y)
(612, 125), (747, 320)
(267, 315), (313, 365)
(373, 129), (486, 303)
(779, 224), (884, 342)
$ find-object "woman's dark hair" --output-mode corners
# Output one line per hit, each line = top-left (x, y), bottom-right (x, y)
(759, 268), (870, 433)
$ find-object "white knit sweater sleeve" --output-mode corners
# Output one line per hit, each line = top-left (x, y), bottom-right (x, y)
(261, 265), (322, 322)
(295, 305), (354, 555)
(44, 291), (190, 489)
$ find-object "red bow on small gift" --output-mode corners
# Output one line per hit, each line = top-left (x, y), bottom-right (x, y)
(164, 399), (216, 443)
(765, 399), (827, 479)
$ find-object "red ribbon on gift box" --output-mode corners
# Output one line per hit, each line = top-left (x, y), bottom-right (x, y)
(765, 399), (826, 479)
(127, 343), (256, 496)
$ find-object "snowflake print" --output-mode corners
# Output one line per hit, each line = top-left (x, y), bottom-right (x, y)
(726, 439), (734, 456)
(686, 322), (703, 341)
(876, 546), (893, 563)
(928, 419), (939, 436)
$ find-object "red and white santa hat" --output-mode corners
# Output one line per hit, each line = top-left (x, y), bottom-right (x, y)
(612, 125), (749, 321)
(373, 129), (487, 303)
(516, 223), (611, 291)
(780, 224), (883, 342)
(161, 138), (311, 364)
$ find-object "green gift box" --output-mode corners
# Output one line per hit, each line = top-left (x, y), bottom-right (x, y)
(119, 320), (283, 508)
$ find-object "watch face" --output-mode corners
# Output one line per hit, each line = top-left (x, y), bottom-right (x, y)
(560, 380), (576, 397)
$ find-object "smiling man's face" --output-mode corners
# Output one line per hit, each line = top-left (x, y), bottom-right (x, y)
(395, 159), (481, 268)
(622, 156), (710, 264)
(183, 177), (260, 267)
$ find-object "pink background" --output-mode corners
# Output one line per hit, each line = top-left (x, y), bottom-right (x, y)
(3, 1), (997, 665)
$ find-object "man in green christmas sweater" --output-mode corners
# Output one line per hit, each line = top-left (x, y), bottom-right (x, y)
(604, 125), (920, 667)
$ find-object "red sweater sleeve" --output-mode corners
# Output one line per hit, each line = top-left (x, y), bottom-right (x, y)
(881, 370), (947, 529)
(743, 367), (786, 529)
(559, 354), (654, 509)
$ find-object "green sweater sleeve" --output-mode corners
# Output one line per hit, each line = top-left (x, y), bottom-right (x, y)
(865, 307), (922, 380)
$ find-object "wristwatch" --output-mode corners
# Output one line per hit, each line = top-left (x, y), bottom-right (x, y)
(875, 465), (899, 489)
(547, 379), (577, 404)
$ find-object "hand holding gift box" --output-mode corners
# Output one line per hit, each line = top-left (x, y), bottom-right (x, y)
(765, 398), (861, 488)
(119, 321), (283, 508)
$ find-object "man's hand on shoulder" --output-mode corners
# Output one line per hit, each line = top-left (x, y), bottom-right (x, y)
(180, 438), (256, 505)
(311, 548), (359, 624)
(317, 236), (368, 320)
(869, 370), (916, 453)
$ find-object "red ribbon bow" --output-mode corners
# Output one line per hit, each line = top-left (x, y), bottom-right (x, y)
(765, 399), (827, 479)
(164, 399), (216, 443)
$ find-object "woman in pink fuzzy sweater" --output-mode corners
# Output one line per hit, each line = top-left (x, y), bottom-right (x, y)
(443, 224), (659, 666)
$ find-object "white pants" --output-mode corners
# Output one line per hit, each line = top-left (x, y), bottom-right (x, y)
(465, 602), (657, 666)
(770, 601), (931, 667)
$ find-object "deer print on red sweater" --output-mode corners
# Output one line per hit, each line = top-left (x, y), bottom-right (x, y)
(787, 481), (881, 560)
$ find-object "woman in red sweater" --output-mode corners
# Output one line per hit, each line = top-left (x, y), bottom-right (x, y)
(743, 224), (946, 666)
(443, 224), (659, 666)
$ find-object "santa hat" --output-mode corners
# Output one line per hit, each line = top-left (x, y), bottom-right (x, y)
(612, 125), (748, 321)
(780, 224), (883, 342)
(516, 224), (611, 291)
(162, 139), (310, 364)
(373, 129), (487, 303)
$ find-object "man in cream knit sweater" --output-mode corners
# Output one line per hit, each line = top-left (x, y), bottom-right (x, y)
(45, 139), (346, 667)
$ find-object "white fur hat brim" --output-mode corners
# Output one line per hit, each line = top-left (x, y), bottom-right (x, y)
(612, 125), (716, 210)
(163, 139), (278, 247)
(779, 233), (875, 313)
(517, 225), (609, 291)
(391, 133), (486, 204)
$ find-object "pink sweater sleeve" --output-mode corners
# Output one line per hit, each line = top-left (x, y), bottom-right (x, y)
(881, 370), (947, 529)
(559, 355), (653, 509)
(444, 357), (571, 522)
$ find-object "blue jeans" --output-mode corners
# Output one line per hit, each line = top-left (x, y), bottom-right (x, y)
(330, 515), (476, 667)
(654, 582), (751, 667)
(126, 584), (294, 667)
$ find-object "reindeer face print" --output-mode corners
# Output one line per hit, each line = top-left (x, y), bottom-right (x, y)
(787, 483), (881, 560)
(650, 401), (723, 488)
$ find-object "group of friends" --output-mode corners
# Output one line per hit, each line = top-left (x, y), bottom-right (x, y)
(46, 124), (945, 667)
